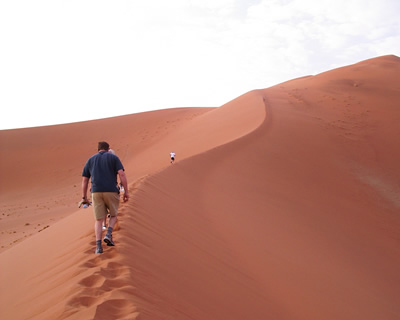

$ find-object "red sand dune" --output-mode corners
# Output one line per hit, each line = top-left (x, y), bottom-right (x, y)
(1, 55), (399, 319)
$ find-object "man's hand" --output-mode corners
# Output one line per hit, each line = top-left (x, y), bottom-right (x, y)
(123, 192), (129, 202)
(117, 170), (129, 203)
(78, 198), (92, 208)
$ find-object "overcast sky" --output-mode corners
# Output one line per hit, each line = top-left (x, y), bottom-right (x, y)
(1, 0), (399, 129)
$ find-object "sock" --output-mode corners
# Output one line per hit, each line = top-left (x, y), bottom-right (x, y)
(96, 240), (102, 248)
(107, 227), (113, 236)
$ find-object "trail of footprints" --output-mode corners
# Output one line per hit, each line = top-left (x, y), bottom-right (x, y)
(64, 246), (139, 319)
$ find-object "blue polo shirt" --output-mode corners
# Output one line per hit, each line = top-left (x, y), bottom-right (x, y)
(82, 151), (124, 193)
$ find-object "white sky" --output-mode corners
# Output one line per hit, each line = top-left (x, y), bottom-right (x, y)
(1, 0), (399, 129)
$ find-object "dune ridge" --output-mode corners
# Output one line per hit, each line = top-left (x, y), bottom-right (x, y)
(116, 54), (400, 318)
(1, 55), (400, 319)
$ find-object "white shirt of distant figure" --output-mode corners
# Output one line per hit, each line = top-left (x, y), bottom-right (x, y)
(170, 152), (175, 164)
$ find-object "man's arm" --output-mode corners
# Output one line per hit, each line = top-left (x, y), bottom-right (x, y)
(118, 169), (129, 202)
(82, 176), (90, 200)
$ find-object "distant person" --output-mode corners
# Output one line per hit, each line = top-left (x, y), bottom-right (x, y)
(170, 152), (176, 164)
(102, 215), (109, 231)
(81, 141), (129, 254)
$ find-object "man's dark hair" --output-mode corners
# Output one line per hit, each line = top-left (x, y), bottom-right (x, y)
(98, 141), (110, 151)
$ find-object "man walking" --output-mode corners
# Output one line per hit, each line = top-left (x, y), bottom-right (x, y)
(81, 141), (129, 254)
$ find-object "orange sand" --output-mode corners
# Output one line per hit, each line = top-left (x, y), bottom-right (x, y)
(1, 55), (399, 319)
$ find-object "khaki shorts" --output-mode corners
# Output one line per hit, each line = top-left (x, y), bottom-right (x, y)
(92, 192), (120, 220)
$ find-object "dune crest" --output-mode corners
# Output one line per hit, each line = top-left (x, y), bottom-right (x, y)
(1, 55), (400, 319)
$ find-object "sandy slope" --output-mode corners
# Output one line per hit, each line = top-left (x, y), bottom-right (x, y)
(0, 108), (212, 252)
(1, 55), (399, 319)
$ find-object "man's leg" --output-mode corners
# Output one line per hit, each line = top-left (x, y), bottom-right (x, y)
(95, 219), (103, 241)
(104, 216), (116, 246)
(108, 215), (117, 229)
(95, 219), (103, 253)
(102, 217), (107, 230)
(103, 193), (120, 246)
(92, 193), (107, 254)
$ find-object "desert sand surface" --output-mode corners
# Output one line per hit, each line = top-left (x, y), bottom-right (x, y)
(1, 55), (399, 319)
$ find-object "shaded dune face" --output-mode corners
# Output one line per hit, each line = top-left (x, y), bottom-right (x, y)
(122, 55), (400, 320)
(0, 55), (399, 320)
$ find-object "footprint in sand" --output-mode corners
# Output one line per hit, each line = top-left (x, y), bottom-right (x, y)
(99, 261), (130, 278)
(93, 299), (139, 319)
(78, 274), (104, 288)
(67, 295), (98, 309)
(66, 255), (135, 318)
(83, 243), (120, 256)
(80, 259), (99, 268)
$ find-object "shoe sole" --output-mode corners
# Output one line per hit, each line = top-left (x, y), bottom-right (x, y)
(104, 238), (115, 246)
